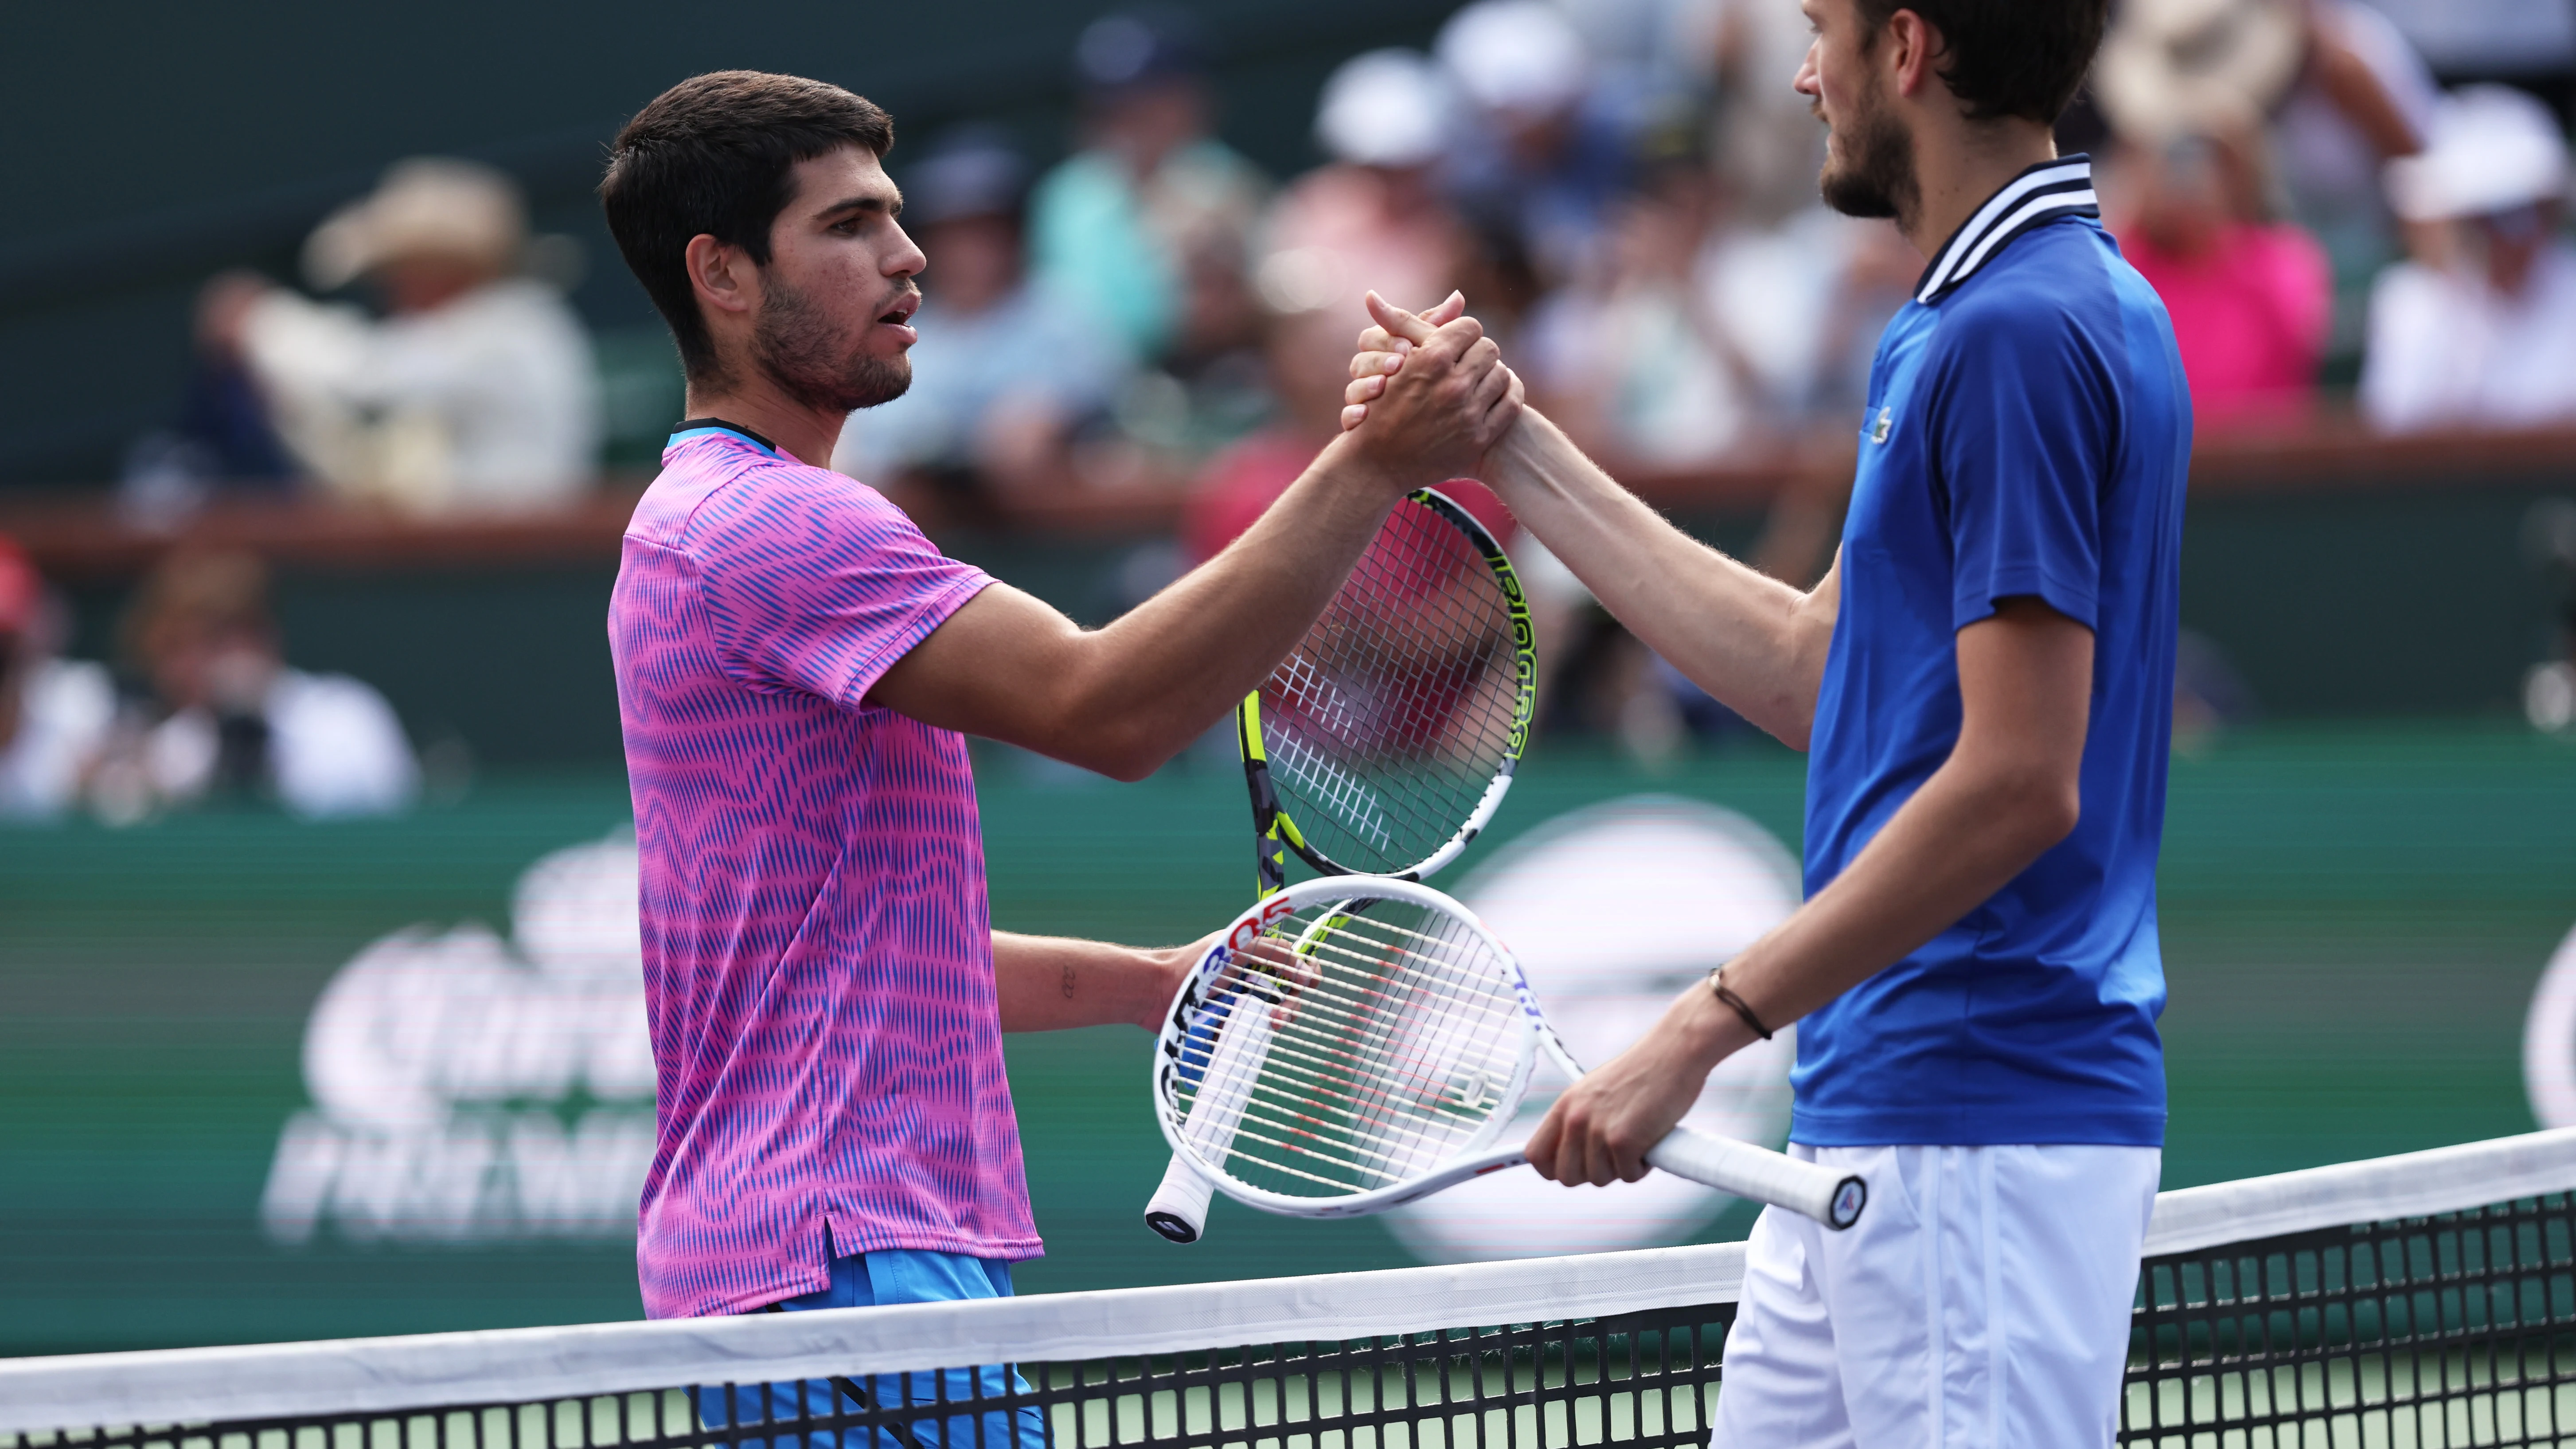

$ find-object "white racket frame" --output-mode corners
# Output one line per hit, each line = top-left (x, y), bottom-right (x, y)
(1145, 875), (1865, 1234)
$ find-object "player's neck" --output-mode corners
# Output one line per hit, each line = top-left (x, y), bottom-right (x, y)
(1898, 116), (2062, 262)
(680, 379), (845, 469)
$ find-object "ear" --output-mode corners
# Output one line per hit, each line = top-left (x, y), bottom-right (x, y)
(1885, 8), (1940, 100)
(684, 234), (758, 319)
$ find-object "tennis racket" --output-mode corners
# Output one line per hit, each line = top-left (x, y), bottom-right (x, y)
(1144, 875), (1865, 1233)
(1147, 485), (1538, 1243)
(1241, 484), (1536, 893)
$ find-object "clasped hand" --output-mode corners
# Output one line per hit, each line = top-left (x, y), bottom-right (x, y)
(1333, 291), (1523, 481)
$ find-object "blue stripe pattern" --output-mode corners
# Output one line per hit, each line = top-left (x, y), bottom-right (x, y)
(608, 432), (1031, 1320)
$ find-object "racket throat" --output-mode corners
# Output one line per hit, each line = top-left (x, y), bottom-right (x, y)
(1242, 759), (1280, 836)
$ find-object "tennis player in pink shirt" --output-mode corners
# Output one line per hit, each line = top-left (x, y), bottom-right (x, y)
(596, 70), (1518, 1445)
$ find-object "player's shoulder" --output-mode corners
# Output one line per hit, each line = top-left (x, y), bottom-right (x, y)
(642, 441), (912, 561)
(1940, 223), (2117, 324)
(1921, 223), (2132, 380)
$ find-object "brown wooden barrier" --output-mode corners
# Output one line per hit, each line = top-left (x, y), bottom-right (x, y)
(4, 421), (2572, 583)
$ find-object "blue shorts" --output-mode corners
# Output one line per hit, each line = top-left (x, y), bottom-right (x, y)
(695, 1250), (1046, 1449)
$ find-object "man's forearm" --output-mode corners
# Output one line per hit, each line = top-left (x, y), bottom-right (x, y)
(1486, 410), (1834, 746)
(1715, 749), (2080, 1041)
(992, 931), (1189, 1034)
(1716, 604), (2092, 1036)
(1054, 433), (1401, 777)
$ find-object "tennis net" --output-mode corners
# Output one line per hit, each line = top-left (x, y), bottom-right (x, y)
(7, 1128), (2576, 1449)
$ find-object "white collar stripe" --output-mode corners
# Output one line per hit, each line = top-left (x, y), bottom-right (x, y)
(1913, 156), (2096, 304)
(1941, 187), (2100, 297)
(1912, 156), (2090, 293)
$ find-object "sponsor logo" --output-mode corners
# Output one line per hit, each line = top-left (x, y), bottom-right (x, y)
(1870, 406), (1894, 445)
(259, 830), (655, 1246)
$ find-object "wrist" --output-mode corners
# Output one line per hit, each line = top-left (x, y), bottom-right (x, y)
(1706, 965), (1775, 1042)
(1479, 411), (1546, 494)
(1667, 973), (1760, 1069)
(1318, 428), (1411, 499)
(1137, 941), (1194, 1029)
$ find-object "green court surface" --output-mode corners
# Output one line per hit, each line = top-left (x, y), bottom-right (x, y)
(3, 722), (2572, 1354)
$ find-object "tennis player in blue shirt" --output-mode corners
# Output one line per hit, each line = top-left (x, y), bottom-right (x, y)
(1347, 0), (2183, 1441)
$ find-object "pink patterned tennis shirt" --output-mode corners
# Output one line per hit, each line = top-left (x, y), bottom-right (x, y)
(608, 423), (1037, 1320)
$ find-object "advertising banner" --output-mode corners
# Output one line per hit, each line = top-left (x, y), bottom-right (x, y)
(4, 732), (2568, 1354)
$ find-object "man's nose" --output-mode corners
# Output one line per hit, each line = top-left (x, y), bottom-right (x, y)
(888, 224), (927, 277)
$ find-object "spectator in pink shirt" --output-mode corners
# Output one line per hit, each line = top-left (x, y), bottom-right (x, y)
(2112, 131), (2332, 426)
(596, 70), (1520, 1448)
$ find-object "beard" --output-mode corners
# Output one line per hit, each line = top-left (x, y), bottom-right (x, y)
(751, 274), (914, 413)
(1816, 77), (1918, 224)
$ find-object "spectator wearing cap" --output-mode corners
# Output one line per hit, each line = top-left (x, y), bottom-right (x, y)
(2096, 0), (2333, 425)
(1521, 137), (1772, 469)
(1028, 9), (1269, 363)
(0, 537), (114, 821)
(2362, 86), (2576, 432)
(220, 158), (602, 514)
(89, 549), (417, 822)
(1434, 0), (1635, 290)
(1260, 50), (1470, 332)
(832, 129), (1127, 512)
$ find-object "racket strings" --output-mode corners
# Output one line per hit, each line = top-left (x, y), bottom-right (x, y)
(1170, 901), (1524, 1196)
(1263, 500), (1522, 871)
(1186, 928), (1509, 1140)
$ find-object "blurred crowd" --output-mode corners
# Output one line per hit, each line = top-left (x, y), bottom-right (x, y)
(122, 0), (2576, 534)
(0, 536), (417, 824)
(18, 0), (2576, 818)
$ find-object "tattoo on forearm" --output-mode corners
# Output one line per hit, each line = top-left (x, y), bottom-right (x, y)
(1061, 962), (1077, 1000)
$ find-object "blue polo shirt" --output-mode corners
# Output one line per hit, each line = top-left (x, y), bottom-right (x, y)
(1791, 156), (2191, 1148)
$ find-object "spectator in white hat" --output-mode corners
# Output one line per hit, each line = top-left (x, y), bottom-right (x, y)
(1259, 50), (1469, 332)
(2361, 86), (2576, 432)
(223, 158), (602, 514)
(1436, 0), (1634, 288)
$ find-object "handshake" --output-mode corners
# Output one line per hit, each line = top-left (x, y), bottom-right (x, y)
(1330, 290), (1527, 485)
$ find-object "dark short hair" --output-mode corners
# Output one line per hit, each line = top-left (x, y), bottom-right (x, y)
(599, 71), (894, 382)
(1854, 0), (2108, 126)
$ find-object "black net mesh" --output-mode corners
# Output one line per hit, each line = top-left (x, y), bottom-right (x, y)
(1259, 492), (1524, 877)
(14, 1306), (1731, 1449)
(25, 1186), (2576, 1449)
(2123, 1192), (2576, 1445)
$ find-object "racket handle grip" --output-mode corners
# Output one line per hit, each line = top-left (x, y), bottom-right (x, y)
(1647, 1126), (1868, 1230)
(1144, 1155), (1215, 1244)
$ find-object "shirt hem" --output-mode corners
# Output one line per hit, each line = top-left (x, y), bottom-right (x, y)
(1952, 566), (2100, 633)
(646, 1232), (1047, 1321)
(822, 1222), (1047, 1264)
(1788, 1105), (2165, 1148)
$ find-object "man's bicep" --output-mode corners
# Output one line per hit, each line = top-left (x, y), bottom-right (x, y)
(864, 581), (1087, 744)
(1954, 598), (2094, 776)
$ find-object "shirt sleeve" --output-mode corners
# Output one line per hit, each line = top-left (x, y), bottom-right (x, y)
(692, 465), (995, 707)
(1930, 302), (2116, 633)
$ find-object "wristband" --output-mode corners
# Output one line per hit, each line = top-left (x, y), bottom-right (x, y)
(1707, 967), (1774, 1041)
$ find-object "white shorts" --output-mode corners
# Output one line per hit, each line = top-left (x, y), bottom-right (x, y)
(1712, 1143), (2160, 1449)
